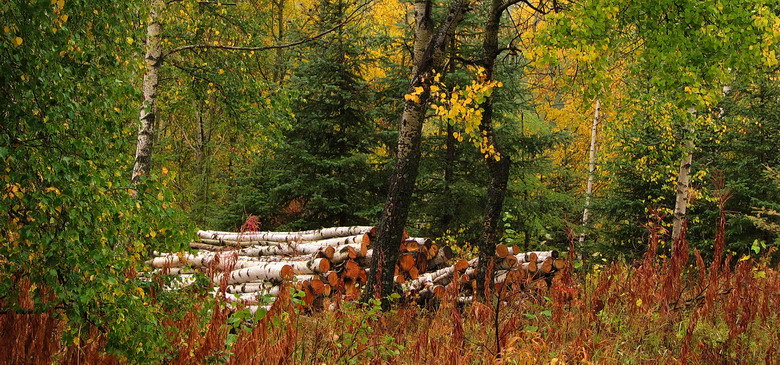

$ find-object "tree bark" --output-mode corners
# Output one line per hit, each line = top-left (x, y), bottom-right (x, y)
(132, 0), (164, 184)
(362, 0), (469, 306)
(579, 99), (600, 247)
(474, 0), (512, 299)
(671, 109), (696, 245)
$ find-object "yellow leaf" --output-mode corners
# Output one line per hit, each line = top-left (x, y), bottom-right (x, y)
(12, 36), (23, 47)
(73, 336), (80, 345)
(218, 68), (225, 74)
(157, 192), (163, 200)
(3, 26), (9, 33)
(635, 298), (643, 307)
(161, 166), (169, 175)
(149, 230), (157, 238)
(57, 0), (64, 9)
(125, 37), (133, 44)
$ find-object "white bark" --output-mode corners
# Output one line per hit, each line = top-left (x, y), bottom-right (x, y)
(197, 226), (374, 242)
(215, 263), (294, 284)
(225, 282), (279, 295)
(132, 0), (164, 184)
(672, 108), (697, 244)
(580, 99), (600, 245)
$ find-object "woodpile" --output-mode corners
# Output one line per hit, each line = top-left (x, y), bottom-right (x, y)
(143, 226), (568, 312)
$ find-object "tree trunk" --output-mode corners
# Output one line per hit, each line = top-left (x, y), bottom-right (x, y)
(579, 99), (600, 247)
(132, 0), (164, 184)
(362, 0), (469, 306)
(671, 109), (696, 244)
(273, 0), (286, 83)
(475, 0), (512, 299)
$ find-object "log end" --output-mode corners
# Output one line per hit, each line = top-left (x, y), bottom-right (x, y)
(495, 244), (509, 258)
(454, 259), (469, 272)
(280, 264), (294, 280)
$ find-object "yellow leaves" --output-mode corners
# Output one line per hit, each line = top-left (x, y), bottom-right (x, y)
(218, 68), (225, 74)
(452, 131), (464, 142)
(149, 230), (157, 238)
(3, 26), (9, 33)
(125, 37), (133, 45)
(11, 36), (23, 47)
(404, 94), (421, 103)
(635, 298), (643, 307)
(44, 186), (61, 195)
(161, 166), (169, 175)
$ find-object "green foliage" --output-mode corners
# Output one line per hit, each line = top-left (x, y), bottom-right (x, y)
(1, 0), (192, 361)
(216, 0), (388, 230)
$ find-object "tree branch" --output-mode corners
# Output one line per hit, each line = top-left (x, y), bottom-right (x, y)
(163, 0), (371, 59)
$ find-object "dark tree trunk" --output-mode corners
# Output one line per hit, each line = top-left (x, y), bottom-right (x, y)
(363, 0), (469, 306)
(475, 0), (512, 299)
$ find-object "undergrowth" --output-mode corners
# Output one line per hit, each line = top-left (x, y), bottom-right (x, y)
(2, 211), (779, 364)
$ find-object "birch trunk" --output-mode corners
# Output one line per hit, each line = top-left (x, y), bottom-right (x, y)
(579, 99), (600, 246)
(132, 0), (163, 184)
(672, 109), (696, 244)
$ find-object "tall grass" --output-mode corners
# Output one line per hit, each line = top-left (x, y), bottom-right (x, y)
(2, 209), (778, 364)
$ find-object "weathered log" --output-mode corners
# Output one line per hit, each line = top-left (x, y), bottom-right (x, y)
(198, 226), (375, 243)
(215, 263), (294, 285)
(428, 245), (455, 268)
(225, 282), (279, 295)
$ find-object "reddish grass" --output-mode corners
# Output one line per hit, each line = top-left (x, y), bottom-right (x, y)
(2, 208), (779, 364)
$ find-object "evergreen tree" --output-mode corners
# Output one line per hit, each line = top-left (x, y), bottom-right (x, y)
(219, 0), (385, 229)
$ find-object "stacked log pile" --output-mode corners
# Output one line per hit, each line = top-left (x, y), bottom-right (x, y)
(144, 226), (567, 312)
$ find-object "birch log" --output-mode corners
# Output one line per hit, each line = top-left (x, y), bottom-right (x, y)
(197, 226), (375, 242)
(216, 263), (294, 284)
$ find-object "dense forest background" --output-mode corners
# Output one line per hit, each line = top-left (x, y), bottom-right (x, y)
(2, 0), (780, 362)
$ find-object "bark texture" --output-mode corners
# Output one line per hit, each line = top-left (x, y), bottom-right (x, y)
(132, 0), (164, 184)
(475, 0), (512, 299)
(672, 109), (696, 244)
(363, 0), (469, 305)
(579, 99), (601, 246)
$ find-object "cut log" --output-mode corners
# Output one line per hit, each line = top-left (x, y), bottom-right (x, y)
(225, 282), (279, 295)
(343, 260), (363, 279)
(540, 257), (553, 274)
(428, 245), (454, 267)
(216, 263), (294, 285)
(399, 254), (416, 272)
(495, 244), (509, 258)
(324, 271), (340, 286)
(408, 266), (420, 280)
(394, 274), (406, 284)
(454, 259), (469, 272)
(287, 258), (330, 274)
(198, 227), (375, 243)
